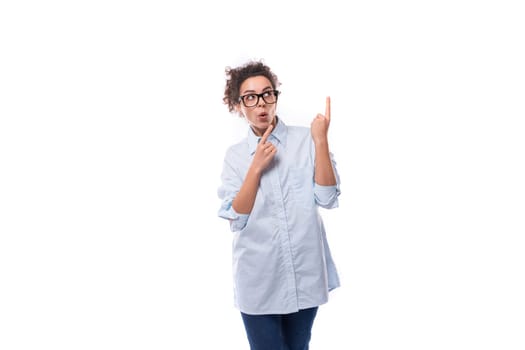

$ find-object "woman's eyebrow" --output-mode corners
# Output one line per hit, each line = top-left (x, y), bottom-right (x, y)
(241, 86), (273, 94)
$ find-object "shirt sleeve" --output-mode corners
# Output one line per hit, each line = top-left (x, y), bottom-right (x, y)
(313, 152), (341, 209)
(217, 154), (250, 232)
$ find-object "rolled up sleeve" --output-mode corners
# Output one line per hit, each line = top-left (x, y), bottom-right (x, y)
(314, 183), (340, 209)
(217, 155), (250, 232)
(313, 150), (341, 209)
(218, 199), (250, 232)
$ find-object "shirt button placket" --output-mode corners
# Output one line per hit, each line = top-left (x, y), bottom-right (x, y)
(269, 161), (298, 310)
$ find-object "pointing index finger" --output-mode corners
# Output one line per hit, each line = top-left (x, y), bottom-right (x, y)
(325, 96), (331, 121)
(260, 124), (273, 144)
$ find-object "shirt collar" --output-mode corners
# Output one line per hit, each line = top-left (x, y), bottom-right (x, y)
(247, 117), (288, 155)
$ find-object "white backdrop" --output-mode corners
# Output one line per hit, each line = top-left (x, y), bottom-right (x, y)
(1, 1), (524, 349)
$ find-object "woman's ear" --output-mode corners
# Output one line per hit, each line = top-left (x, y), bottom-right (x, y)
(235, 104), (244, 118)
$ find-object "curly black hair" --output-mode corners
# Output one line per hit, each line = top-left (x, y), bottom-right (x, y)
(223, 60), (281, 116)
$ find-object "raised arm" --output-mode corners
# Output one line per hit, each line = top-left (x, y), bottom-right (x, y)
(311, 97), (336, 186)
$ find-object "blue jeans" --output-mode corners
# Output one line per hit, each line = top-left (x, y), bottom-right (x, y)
(240, 307), (318, 350)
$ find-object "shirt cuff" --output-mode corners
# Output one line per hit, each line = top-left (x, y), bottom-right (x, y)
(314, 183), (340, 209)
(218, 202), (250, 232)
(230, 209), (249, 232)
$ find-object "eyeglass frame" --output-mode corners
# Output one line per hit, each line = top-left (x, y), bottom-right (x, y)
(239, 90), (280, 108)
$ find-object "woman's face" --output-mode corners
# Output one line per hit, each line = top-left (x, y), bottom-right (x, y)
(236, 76), (277, 136)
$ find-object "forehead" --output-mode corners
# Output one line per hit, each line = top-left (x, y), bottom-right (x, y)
(240, 75), (273, 93)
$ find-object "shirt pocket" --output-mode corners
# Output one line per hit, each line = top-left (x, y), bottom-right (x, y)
(288, 166), (315, 209)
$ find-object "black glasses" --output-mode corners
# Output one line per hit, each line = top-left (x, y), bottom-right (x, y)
(239, 90), (280, 107)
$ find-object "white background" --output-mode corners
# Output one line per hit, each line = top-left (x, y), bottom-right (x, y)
(1, 1), (524, 349)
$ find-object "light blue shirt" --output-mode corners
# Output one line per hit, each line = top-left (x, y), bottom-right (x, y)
(217, 118), (341, 315)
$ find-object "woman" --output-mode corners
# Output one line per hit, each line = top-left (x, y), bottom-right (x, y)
(217, 60), (341, 350)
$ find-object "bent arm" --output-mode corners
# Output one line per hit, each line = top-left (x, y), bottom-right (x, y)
(233, 125), (276, 214)
(232, 166), (262, 214)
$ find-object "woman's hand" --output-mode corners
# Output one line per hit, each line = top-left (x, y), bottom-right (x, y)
(251, 125), (277, 174)
(311, 97), (331, 144)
